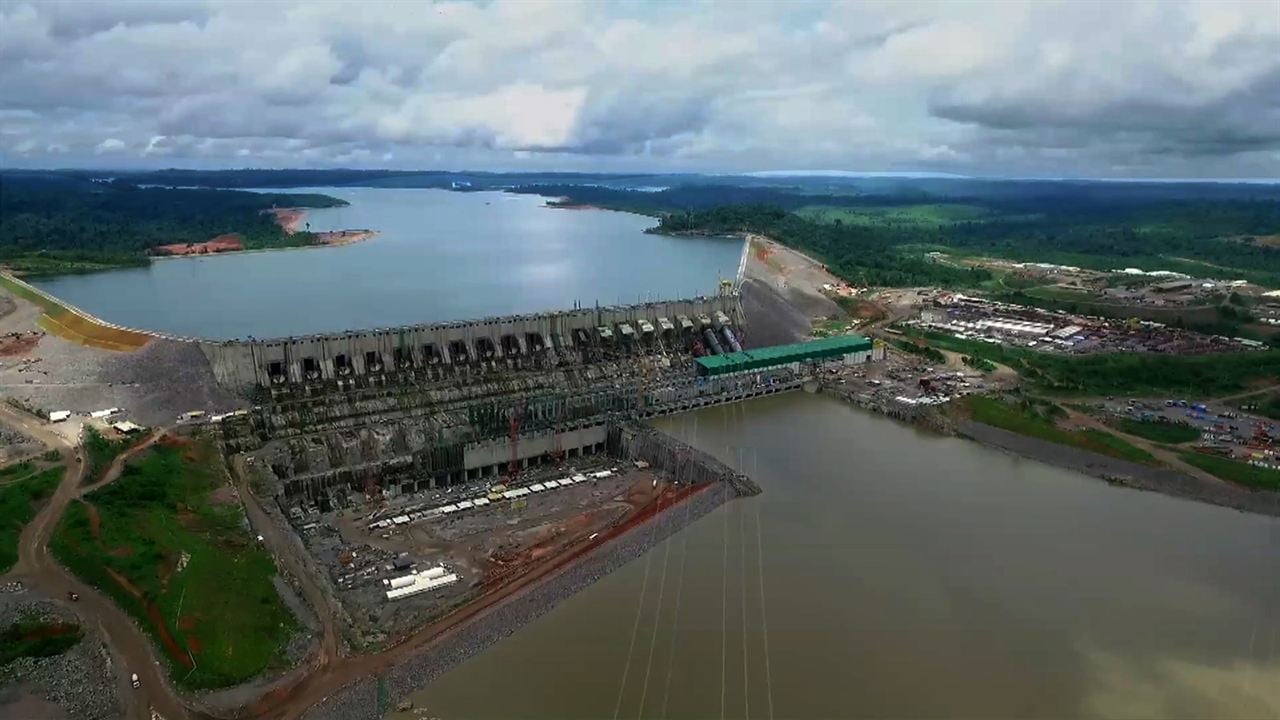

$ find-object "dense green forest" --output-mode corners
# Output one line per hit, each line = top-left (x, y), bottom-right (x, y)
(641, 195), (1280, 288)
(657, 204), (997, 287)
(0, 173), (345, 275)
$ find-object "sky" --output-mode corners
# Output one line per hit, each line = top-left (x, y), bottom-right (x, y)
(0, 0), (1277, 179)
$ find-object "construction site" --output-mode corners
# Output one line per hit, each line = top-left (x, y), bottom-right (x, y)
(214, 288), (883, 652)
(0, 240), (903, 719)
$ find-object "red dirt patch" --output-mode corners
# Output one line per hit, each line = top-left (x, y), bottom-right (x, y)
(104, 567), (143, 599)
(84, 502), (101, 539)
(16, 622), (80, 642)
(104, 567), (193, 668)
(0, 333), (40, 356)
(152, 234), (244, 256)
(270, 208), (305, 234)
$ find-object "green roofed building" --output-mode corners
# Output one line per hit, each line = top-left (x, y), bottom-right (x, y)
(695, 335), (878, 377)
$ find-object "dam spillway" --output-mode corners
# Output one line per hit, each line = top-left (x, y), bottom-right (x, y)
(212, 292), (807, 500)
(199, 295), (744, 392)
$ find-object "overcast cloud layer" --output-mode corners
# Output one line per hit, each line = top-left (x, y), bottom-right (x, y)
(1, 0), (1277, 178)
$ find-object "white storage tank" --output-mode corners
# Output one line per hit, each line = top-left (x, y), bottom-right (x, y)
(419, 566), (447, 580)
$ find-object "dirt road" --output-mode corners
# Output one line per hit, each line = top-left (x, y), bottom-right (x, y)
(80, 425), (171, 495)
(0, 404), (191, 720)
(1059, 406), (1225, 485)
(1, 407), (724, 720)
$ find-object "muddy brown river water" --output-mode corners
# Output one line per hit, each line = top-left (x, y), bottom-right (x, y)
(395, 392), (1280, 718)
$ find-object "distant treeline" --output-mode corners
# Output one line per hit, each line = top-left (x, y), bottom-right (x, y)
(62, 169), (1280, 205)
(631, 192), (1280, 288)
(7, 169), (1280, 285)
(0, 173), (345, 274)
(656, 204), (996, 287)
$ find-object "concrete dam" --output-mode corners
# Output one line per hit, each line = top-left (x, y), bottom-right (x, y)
(213, 293), (808, 503)
(199, 295), (744, 392)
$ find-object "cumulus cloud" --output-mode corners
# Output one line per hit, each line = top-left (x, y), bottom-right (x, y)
(0, 0), (1275, 177)
(94, 138), (125, 154)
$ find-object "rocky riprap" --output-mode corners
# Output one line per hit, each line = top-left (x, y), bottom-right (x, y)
(0, 596), (121, 720)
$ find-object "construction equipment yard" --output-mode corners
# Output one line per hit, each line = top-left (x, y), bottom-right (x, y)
(295, 462), (674, 648)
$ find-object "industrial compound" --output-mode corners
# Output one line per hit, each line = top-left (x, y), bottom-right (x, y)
(214, 291), (885, 647)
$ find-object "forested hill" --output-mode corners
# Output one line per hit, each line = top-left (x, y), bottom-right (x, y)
(650, 200), (1280, 288)
(656, 205), (997, 288)
(529, 180), (1280, 288)
(0, 173), (345, 275)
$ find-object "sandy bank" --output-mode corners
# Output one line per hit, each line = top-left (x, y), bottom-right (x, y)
(152, 234), (245, 256)
(268, 206), (377, 248)
(314, 229), (376, 247)
(270, 207), (306, 234)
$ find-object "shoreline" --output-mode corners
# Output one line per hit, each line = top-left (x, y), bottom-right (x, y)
(145, 231), (379, 263)
(299, 480), (732, 720)
(957, 419), (1280, 518)
(733, 232), (1280, 518)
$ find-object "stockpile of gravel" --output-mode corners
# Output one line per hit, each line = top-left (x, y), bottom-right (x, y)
(303, 482), (733, 720)
(3, 333), (244, 429)
(0, 596), (121, 720)
(0, 425), (33, 448)
(740, 278), (811, 348)
(97, 339), (245, 426)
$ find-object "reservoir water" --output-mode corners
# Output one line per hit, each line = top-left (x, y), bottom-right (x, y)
(399, 393), (1280, 719)
(32, 188), (743, 340)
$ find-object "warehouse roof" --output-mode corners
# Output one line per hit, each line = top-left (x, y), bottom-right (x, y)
(696, 335), (873, 375)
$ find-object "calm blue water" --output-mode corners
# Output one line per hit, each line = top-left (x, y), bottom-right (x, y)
(33, 188), (743, 340)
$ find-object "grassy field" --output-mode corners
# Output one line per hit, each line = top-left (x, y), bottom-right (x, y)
(83, 427), (143, 484)
(962, 355), (997, 372)
(1111, 418), (1201, 444)
(0, 273), (151, 351)
(966, 396), (1155, 464)
(50, 436), (295, 689)
(1179, 452), (1280, 490)
(0, 619), (83, 666)
(797, 203), (997, 228)
(889, 338), (946, 364)
(1239, 393), (1280, 421)
(904, 328), (1280, 396)
(0, 466), (63, 573)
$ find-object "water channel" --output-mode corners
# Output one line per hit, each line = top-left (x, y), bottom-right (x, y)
(32, 188), (743, 340)
(399, 392), (1280, 719)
